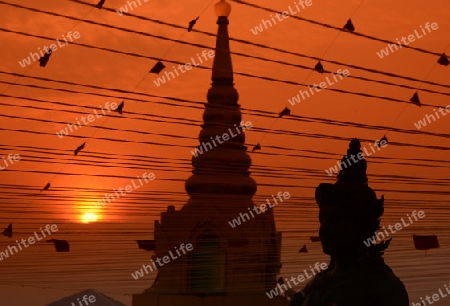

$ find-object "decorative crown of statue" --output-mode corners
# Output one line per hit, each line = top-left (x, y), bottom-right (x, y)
(316, 139), (388, 253)
(337, 138), (368, 183)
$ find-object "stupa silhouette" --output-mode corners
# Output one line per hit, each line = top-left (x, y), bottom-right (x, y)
(132, 1), (285, 305)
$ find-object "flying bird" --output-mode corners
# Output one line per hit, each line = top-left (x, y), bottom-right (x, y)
(3, 224), (12, 238)
(96, 0), (106, 9)
(437, 53), (449, 66)
(39, 50), (52, 67)
(299, 244), (308, 253)
(251, 143), (261, 152)
(410, 92), (421, 107)
(41, 183), (50, 192)
(188, 17), (199, 32)
(343, 19), (355, 32)
(278, 107), (291, 118)
(47, 239), (70, 252)
(149, 61), (166, 74)
(74, 142), (86, 156)
(314, 61), (324, 73)
(114, 101), (124, 115)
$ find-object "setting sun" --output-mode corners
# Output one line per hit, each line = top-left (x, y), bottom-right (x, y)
(80, 212), (98, 224)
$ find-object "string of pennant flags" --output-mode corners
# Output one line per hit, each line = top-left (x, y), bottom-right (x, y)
(2, 0), (449, 257)
(250, 17), (448, 154)
(0, 0), (215, 250)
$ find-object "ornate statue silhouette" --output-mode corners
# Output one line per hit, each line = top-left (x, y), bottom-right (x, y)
(291, 139), (409, 306)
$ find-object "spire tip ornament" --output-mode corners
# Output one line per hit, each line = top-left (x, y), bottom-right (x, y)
(215, 0), (231, 17)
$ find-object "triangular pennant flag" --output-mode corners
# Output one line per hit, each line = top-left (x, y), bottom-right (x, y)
(251, 143), (261, 152)
(310, 236), (320, 242)
(413, 234), (439, 250)
(39, 50), (52, 67)
(3, 224), (12, 238)
(188, 17), (199, 32)
(47, 239), (70, 252)
(343, 19), (355, 32)
(314, 61), (324, 73)
(278, 107), (291, 118)
(96, 0), (106, 9)
(410, 92), (421, 107)
(437, 53), (449, 66)
(136, 240), (155, 251)
(299, 244), (308, 253)
(41, 183), (50, 192)
(376, 135), (388, 148)
(114, 101), (124, 115)
(149, 61), (166, 74)
(74, 142), (86, 156)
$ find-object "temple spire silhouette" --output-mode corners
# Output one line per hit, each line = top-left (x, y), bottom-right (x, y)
(132, 1), (283, 305)
(185, 0), (256, 197)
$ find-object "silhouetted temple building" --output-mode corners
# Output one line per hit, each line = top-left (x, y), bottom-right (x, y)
(132, 1), (285, 305)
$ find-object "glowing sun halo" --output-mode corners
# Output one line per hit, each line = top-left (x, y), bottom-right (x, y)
(81, 212), (98, 223)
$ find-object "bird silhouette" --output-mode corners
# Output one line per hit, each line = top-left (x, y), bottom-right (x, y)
(278, 107), (291, 118)
(343, 19), (355, 32)
(74, 142), (86, 156)
(39, 50), (52, 67)
(188, 17), (199, 32)
(410, 92), (421, 107)
(3, 224), (12, 238)
(437, 53), (449, 66)
(96, 0), (106, 9)
(114, 101), (124, 115)
(150, 61), (166, 74)
(252, 143), (261, 152)
(41, 183), (50, 192)
(314, 61), (324, 73)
